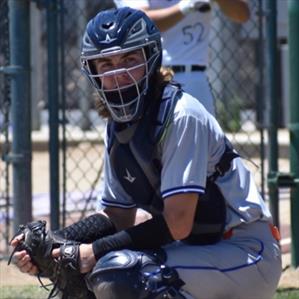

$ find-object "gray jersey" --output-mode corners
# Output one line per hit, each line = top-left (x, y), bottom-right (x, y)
(99, 91), (272, 231)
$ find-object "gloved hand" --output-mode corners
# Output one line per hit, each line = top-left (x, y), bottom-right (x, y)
(8, 220), (92, 299)
(178, 0), (211, 15)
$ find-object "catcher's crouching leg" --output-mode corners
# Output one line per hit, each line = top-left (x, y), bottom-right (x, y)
(85, 249), (186, 299)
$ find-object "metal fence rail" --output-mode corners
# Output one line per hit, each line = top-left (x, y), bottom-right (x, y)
(0, 0), (11, 255)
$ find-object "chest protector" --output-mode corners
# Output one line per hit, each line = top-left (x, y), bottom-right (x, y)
(107, 84), (239, 245)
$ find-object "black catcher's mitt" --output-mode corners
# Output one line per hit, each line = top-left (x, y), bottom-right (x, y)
(8, 220), (95, 299)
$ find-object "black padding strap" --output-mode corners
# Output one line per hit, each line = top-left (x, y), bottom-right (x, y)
(92, 214), (174, 260)
(55, 213), (117, 243)
(59, 243), (81, 272)
(184, 137), (239, 245)
(209, 137), (239, 182)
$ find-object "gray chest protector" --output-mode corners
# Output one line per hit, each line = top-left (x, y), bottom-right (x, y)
(107, 84), (239, 245)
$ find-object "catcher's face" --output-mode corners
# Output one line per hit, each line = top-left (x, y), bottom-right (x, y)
(93, 49), (146, 90)
(88, 48), (149, 122)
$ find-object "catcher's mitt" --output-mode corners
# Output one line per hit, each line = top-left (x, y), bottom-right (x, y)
(8, 220), (95, 299)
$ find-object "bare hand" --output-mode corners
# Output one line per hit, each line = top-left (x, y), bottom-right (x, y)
(179, 0), (210, 15)
(10, 234), (39, 275)
(79, 244), (96, 273)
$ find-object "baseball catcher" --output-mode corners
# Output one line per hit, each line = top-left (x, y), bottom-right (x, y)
(10, 6), (281, 299)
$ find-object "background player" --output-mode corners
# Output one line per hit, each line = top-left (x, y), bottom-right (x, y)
(113, 0), (250, 116)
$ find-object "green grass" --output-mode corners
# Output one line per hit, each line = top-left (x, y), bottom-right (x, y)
(0, 285), (53, 299)
(273, 288), (299, 299)
(0, 285), (299, 299)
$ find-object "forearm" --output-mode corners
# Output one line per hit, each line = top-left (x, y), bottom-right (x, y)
(92, 214), (174, 260)
(214, 0), (250, 23)
(55, 213), (116, 242)
(141, 6), (184, 32)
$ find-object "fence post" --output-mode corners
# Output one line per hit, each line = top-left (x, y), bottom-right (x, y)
(288, 0), (299, 268)
(265, 0), (279, 228)
(46, 0), (60, 230)
(8, 0), (32, 233)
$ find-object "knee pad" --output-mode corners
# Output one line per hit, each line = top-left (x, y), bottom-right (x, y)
(86, 249), (186, 299)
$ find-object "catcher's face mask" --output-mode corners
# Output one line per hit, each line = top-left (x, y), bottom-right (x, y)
(83, 48), (154, 123)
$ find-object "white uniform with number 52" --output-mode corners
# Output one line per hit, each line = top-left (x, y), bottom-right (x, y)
(114, 0), (215, 115)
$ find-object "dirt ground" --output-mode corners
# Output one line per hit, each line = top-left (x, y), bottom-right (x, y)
(278, 253), (299, 289)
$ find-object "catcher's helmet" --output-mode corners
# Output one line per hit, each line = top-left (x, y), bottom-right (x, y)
(81, 7), (162, 123)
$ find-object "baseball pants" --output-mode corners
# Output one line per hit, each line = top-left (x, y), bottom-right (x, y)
(164, 220), (282, 299)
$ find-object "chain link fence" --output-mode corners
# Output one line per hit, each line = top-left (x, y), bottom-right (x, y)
(58, 0), (115, 226)
(0, 0), (267, 254)
(210, 0), (266, 191)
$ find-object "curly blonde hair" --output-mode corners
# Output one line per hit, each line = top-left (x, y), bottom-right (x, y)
(93, 67), (174, 119)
